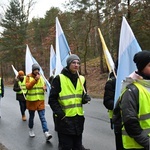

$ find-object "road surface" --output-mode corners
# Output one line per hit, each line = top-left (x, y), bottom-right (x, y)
(0, 87), (115, 150)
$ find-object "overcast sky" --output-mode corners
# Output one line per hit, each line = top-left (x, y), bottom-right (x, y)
(28, 0), (70, 19)
(0, 0), (70, 32)
(0, 0), (70, 20)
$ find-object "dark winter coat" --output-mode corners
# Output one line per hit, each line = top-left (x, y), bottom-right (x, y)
(103, 76), (116, 110)
(13, 79), (26, 101)
(121, 83), (149, 150)
(0, 78), (4, 98)
(48, 67), (86, 135)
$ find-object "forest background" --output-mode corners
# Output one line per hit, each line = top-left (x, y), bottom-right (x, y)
(0, 0), (149, 98)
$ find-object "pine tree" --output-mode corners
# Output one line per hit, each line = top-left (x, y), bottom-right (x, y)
(0, 0), (31, 69)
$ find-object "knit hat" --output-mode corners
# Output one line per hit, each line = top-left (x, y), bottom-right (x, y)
(133, 50), (150, 72)
(66, 54), (80, 66)
(18, 70), (24, 76)
(32, 63), (40, 71)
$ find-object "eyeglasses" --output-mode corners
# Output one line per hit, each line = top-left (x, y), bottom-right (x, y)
(71, 61), (80, 65)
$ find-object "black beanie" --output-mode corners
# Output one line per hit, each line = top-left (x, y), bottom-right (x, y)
(133, 50), (150, 72)
(66, 54), (80, 66)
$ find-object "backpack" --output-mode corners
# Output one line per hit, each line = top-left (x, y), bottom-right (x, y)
(112, 83), (138, 132)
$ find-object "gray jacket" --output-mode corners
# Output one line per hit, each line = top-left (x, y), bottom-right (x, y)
(121, 80), (150, 150)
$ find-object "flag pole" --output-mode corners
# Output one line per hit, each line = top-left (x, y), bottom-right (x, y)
(97, 28), (117, 78)
(68, 52), (86, 94)
(77, 71), (86, 94)
(19, 84), (26, 100)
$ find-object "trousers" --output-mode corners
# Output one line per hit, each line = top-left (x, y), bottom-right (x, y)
(58, 132), (82, 150)
(28, 109), (49, 132)
(19, 100), (26, 116)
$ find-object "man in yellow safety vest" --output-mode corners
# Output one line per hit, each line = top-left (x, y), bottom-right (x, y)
(49, 54), (91, 150)
(120, 50), (150, 150)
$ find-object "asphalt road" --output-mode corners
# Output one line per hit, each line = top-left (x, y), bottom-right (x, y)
(0, 87), (115, 150)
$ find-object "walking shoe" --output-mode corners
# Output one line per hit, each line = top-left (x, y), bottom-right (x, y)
(22, 115), (26, 121)
(29, 128), (35, 138)
(44, 131), (52, 141)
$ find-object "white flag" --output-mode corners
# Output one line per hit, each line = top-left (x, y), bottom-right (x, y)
(25, 44), (51, 97)
(55, 17), (71, 76)
(50, 45), (56, 77)
(11, 65), (18, 77)
(114, 17), (142, 107)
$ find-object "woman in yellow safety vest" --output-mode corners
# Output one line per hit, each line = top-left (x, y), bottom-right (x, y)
(25, 63), (52, 141)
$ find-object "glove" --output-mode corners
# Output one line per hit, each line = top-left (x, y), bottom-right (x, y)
(82, 93), (91, 104)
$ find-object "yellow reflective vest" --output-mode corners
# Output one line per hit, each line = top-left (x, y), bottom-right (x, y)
(59, 74), (85, 117)
(122, 82), (150, 149)
(108, 110), (113, 119)
(17, 76), (27, 94)
(26, 76), (45, 101)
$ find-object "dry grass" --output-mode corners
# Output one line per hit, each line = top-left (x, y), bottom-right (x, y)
(81, 57), (108, 99)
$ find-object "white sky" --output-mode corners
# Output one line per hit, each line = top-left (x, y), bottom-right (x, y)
(0, 0), (70, 32)
(28, 0), (70, 19)
(0, 0), (70, 20)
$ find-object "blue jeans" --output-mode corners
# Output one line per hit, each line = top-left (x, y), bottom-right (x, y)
(28, 109), (49, 133)
(19, 100), (26, 116)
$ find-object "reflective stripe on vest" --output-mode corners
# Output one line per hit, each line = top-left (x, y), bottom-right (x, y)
(108, 110), (113, 119)
(26, 76), (45, 101)
(0, 78), (1, 94)
(59, 74), (85, 117)
(17, 76), (27, 94)
(122, 82), (150, 149)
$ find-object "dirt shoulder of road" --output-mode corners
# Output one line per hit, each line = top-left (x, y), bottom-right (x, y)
(0, 143), (8, 150)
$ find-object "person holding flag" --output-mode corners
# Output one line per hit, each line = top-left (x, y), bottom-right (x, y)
(13, 70), (27, 121)
(25, 63), (52, 141)
(49, 54), (91, 150)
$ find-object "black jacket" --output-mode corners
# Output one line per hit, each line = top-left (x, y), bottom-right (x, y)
(103, 76), (116, 110)
(48, 67), (86, 135)
(13, 79), (26, 101)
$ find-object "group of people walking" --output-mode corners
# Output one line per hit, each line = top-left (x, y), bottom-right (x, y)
(1, 54), (91, 150)
(1, 50), (150, 150)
